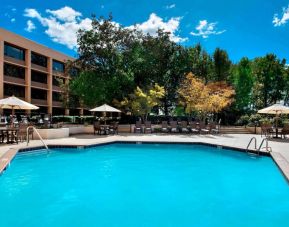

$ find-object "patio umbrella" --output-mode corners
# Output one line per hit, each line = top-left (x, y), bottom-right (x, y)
(257, 103), (289, 115)
(257, 103), (289, 138)
(90, 104), (121, 124)
(0, 96), (39, 116)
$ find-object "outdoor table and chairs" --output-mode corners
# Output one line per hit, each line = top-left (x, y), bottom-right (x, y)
(0, 127), (19, 144)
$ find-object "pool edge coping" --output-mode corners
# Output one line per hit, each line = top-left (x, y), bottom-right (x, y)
(1, 140), (288, 183)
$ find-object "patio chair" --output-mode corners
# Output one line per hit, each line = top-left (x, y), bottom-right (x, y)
(261, 124), (273, 138)
(18, 123), (28, 142)
(161, 121), (169, 133)
(170, 121), (179, 133)
(189, 121), (200, 134)
(200, 122), (210, 134)
(180, 121), (189, 133)
(0, 130), (4, 143)
(144, 121), (152, 133)
(94, 121), (106, 135)
(134, 121), (142, 133)
(281, 124), (289, 139)
(109, 122), (119, 135)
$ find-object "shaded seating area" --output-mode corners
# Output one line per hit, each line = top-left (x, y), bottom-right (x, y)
(94, 121), (119, 135)
(281, 124), (289, 139)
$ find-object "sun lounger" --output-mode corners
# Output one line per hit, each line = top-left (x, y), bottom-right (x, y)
(161, 121), (169, 133)
(180, 121), (189, 133)
(144, 121), (152, 133)
(170, 121), (179, 133)
(189, 121), (200, 134)
(134, 121), (142, 133)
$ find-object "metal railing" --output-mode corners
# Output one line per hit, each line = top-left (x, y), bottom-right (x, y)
(26, 126), (49, 151)
(246, 137), (257, 153)
(258, 138), (272, 153)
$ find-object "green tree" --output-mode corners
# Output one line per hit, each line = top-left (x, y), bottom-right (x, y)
(212, 48), (231, 82)
(252, 54), (286, 108)
(187, 43), (213, 83)
(232, 57), (254, 112)
(71, 15), (138, 107)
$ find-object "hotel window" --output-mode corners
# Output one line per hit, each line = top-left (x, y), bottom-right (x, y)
(4, 84), (25, 97)
(4, 43), (25, 61)
(4, 63), (25, 79)
(31, 52), (47, 67)
(31, 88), (47, 100)
(52, 60), (65, 72)
(31, 70), (47, 84)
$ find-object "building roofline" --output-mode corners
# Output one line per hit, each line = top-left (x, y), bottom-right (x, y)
(0, 27), (76, 62)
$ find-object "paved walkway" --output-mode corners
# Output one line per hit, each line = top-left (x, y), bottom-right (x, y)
(1, 133), (289, 179)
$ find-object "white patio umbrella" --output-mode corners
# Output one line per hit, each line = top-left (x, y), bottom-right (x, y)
(90, 104), (121, 124)
(258, 103), (289, 138)
(257, 103), (289, 115)
(0, 96), (39, 116)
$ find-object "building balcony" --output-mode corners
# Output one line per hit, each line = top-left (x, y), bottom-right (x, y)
(4, 75), (25, 85)
(52, 85), (62, 92)
(31, 81), (48, 90)
(4, 56), (26, 67)
(31, 99), (48, 106)
(52, 101), (63, 107)
(31, 63), (48, 73)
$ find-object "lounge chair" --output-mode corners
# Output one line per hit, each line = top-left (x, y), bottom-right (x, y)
(180, 121), (189, 133)
(210, 122), (220, 134)
(134, 121), (142, 133)
(189, 121), (200, 134)
(161, 121), (169, 133)
(200, 122), (210, 134)
(170, 121), (179, 133)
(144, 121), (152, 133)
(281, 124), (289, 139)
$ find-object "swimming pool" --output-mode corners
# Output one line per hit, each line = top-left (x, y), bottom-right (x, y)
(0, 143), (289, 227)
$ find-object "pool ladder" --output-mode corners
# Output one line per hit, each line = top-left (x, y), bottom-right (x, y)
(246, 137), (272, 155)
(26, 126), (49, 151)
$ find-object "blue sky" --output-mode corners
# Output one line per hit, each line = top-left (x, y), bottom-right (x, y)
(1, 0), (289, 62)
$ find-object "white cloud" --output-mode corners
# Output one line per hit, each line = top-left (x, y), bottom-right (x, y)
(11, 18), (16, 23)
(24, 7), (92, 49)
(127, 13), (187, 42)
(25, 20), (36, 32)
(46, 6), (82, 22)
(166, 4), (176, 9)
(190, 20), (225, 38)
(273, 5), (289, 27)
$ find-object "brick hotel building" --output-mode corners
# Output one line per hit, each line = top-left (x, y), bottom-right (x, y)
(0, 28), (84, 116)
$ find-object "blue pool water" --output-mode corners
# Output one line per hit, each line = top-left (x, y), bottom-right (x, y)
(1, 143), (289, 227)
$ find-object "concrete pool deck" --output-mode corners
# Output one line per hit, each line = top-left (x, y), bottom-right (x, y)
(1, 133), (289, 180)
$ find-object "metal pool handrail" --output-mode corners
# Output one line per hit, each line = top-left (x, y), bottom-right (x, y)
(26, 126), (49, 151)
(258, 138), (272, 153)
(246, 137), (257, 153)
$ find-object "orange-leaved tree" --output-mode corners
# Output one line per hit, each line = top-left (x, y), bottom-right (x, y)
(178, 73), (235, 119)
